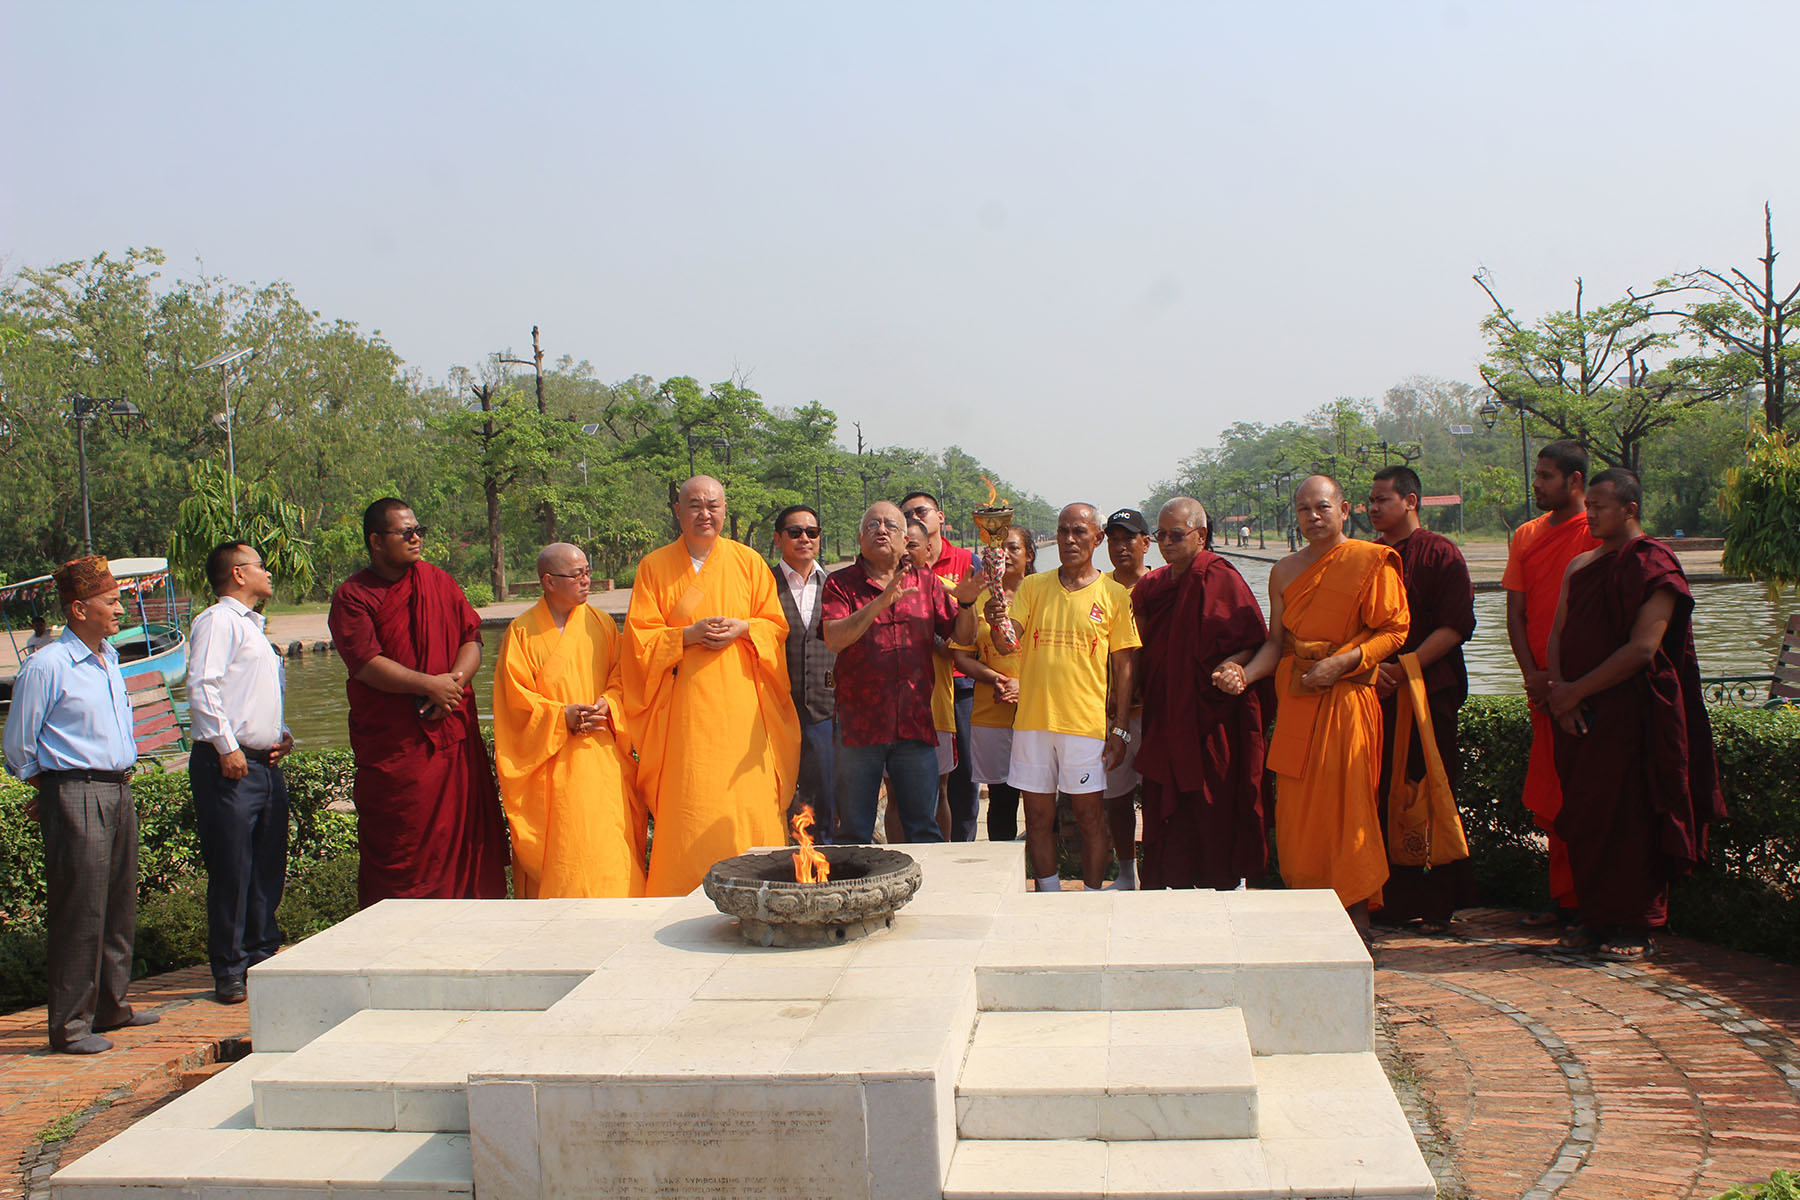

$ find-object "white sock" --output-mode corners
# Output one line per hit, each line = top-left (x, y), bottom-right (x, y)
(1036, 874), (1062, 892)
(1116, 860), (1138, 890)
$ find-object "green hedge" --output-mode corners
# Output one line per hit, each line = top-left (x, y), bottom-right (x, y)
(1455, 697), (1800, 963)
(0, 749), (361, 1012)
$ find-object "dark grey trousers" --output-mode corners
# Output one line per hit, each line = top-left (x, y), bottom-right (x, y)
(40, 775), (138, 1049)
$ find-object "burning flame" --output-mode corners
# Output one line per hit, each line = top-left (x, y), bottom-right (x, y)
(979, 475), (1008, 509)
(791, 805), (830, 884)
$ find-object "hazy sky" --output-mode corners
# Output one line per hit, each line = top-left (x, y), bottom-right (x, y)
(4, 1), (1796, 509)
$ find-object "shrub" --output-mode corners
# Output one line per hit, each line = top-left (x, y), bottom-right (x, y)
(463, 581), (495, 608)
(1711, 1169), (1799, 1200)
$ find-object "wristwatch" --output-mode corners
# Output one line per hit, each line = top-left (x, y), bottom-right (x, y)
(1110, 726), (1131, 744)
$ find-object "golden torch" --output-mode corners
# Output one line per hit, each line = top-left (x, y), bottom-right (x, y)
(972, 477), (1018, 653)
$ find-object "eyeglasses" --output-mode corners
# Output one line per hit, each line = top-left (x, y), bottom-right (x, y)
(383, 525), (429, 541)
(236, 558), (268, 572)
(545, 567), (592, 579)
(1153, 528), (1198, 542)
(781, 525), (821, 539)
(862, 517), (902, 532)
(901, 505), (934, 519)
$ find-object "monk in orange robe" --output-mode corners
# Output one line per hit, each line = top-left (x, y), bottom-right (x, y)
(624, 476), (802, 896)
(1502, 440), (1599, 924)
(1218, 475), (1409, 929)
(493, 543), (645, 898)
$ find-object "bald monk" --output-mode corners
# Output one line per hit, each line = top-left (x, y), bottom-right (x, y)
(493, 543), (645, 898)
(1546, 470), (1725, 961)
(1217, 475), (1409, 930)
(1133, 499), (1273, 890)
(1503, 440), (1600, 925)
(623, 477), (801, 896)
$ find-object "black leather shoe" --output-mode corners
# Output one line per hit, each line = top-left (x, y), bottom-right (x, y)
(215, 981), (247, 1005)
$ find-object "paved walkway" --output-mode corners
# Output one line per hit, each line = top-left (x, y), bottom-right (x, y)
(3, 908), (1795, 1199)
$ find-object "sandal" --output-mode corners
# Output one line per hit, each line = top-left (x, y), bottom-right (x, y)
(1520, 906), (1576, 928)
(1596, 935), (1655, 963)
(1556, 924), (1604, 951)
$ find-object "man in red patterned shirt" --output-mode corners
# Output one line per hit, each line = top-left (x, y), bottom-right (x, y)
(823, 501), (961, 845)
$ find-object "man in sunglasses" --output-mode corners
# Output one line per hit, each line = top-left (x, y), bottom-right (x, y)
(770, 505), (837, 840)
(1131, 499), (1273, 890)
(328, 498), (509, 906)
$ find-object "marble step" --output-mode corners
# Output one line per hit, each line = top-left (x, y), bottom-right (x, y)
(945, 1051), (1434, 1199)
(956, 1008), (1257, 1140)
(51, 1053), (474, 1198)
(252, 1008), (546, 1132)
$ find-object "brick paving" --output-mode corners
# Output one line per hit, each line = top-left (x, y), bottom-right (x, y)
(3, 909), (1795, 1198)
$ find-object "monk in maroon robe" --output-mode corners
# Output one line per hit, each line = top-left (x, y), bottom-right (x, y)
(1369, 467), (1477, 930)
(1547, 470), (1724, 961)
(1131, 499), (1273, 890)
(329, 499), (508, 907)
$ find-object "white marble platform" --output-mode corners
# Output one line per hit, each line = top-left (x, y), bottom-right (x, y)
(52, 842), (1432, 1199)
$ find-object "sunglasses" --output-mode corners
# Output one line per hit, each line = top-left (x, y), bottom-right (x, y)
(781, 525), (822, 539)
(901, 505), (934, 519)
(1153, 528), (1197, 542)
(383, 525), (428, 541)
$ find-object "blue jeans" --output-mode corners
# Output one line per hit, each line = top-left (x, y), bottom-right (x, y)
(834, 736), (942, 845)
(788, 718), (838, 841)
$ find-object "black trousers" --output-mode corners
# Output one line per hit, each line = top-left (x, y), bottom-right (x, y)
(40, 775), (138, 1048)
(190, 743), (289, 985)
(948, 681), (978, 842)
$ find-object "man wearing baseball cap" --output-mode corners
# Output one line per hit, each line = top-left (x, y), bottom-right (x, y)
(1101, 508), (1151, 888)
(3, 556), (158, 1053)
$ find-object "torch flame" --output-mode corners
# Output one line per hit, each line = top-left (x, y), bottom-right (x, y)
(791, 805), (830, 884)
(980, 476), (999, 507)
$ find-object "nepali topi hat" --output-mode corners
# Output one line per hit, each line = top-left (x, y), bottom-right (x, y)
(54, 555), (118, 604)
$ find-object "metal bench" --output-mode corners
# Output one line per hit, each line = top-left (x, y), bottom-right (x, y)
(1701, 613), (1800, 708)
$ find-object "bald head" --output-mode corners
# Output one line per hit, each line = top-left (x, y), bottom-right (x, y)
(1052, 502), (1103, 576)
(1294, 474), (1350, 545)
(1298, 474), (1344, 505)
(536, 542), (582, 576)
(1159, 497), (1209, 533)
(1059, 502), (1101, 533)
(676, 475), (727, 553)
(857, 500), (904, 564)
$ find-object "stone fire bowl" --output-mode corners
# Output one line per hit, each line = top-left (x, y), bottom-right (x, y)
(703, 845), (923, 948)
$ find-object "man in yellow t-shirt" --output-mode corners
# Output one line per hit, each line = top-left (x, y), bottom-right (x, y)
(987, 503), (1140, 891)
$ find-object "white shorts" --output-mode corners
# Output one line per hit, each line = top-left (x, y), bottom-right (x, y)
(1103, 713), (1142, 800)
(1008, 728), (1107, 795)
(936, 733), (957, 777)
(969, 725), (1014, 786)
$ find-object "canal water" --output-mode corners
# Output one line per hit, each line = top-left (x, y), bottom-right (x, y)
(260, 545), (1787, 752)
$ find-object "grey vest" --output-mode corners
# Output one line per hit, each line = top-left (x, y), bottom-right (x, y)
(775, 563), (835, 725)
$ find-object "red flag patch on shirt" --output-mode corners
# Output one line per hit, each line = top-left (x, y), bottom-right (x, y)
(1089, 603), (1105, 624)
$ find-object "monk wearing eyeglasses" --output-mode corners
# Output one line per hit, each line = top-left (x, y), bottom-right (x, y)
(623, 476), (802, 896)
(328, 497), (508, 906)
(1217, 475), (1409, 934)
(492, 543), (645, 898)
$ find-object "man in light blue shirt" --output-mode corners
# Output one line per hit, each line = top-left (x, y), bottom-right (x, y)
(2, 555), (157, 1054)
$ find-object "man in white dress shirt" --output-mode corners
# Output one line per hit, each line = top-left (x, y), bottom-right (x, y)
(771, 504), (837, 839)
(187, 542), (293, 1004)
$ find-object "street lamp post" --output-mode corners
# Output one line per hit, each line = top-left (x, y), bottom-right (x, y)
(196, 347), (254, 521)
(1448, 424), (1474, 537)
(1480, 396), (1531, 513)
(69, 395), (146, 554)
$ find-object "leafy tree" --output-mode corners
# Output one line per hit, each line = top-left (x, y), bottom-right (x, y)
(1475, 271), (1735, 475)
(1718, 427), (1800, 598)
(168, 461), (316, 600)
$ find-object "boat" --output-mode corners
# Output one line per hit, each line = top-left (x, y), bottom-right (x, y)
(1, 556), (190, 695)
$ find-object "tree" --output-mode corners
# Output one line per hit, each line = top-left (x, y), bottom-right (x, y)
(1475, 271), (1736, 475)
(1665, 204), (1800, 431)
(168, 460), (316, 600)
(1718, 427), (1800, 598)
